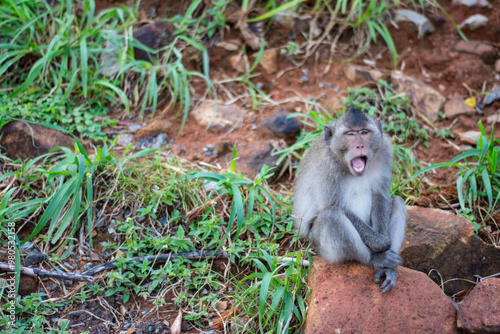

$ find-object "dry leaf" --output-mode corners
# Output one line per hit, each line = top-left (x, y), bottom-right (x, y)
(171, 310), (182, 334)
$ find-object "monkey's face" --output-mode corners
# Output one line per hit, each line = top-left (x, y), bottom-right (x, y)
(325, 120), (382, 176)
(341, 127), (377, 176)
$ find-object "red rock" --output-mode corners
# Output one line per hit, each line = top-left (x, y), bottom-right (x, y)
(305, 259), (458, 333)
(458, 278), (500, 333)
(401, 207), (500, 295)
(0, 121), (74, 161)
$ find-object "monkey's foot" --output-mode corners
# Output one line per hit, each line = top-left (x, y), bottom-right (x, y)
(371, 249), (402, 269)
(374, 268), (397, 293)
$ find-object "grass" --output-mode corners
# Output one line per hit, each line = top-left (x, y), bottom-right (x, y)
(0, 144), (306, 332)
(410, 122), (500, 234)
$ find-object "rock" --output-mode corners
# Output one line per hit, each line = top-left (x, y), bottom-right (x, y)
(459, 14), (488, 30)
(458, 131), (481, 144)
(258, 48), (279, 74)
(181, 45), (203, 71)
(495, 59), (500, 73)
(224, 140), (283, 179)
(0, 121), (74, 161)
(191, 101), (246, 132)
(115, 134), (134, 146)
(343, 64), (385, 84)
(216, 39), (241, 52)
(451, 0), (489, 7)
(99, 30), (123, 77)
(482, 84), (500, 106)
(304, 259), (458, 334)
(444, 95), (476, 119)
(393, 9), (435, 39)
(128, 124), (142, 133)
(18, 275), (38, 296)
(134, 119), (171, 139)
(457, 278), (500, 333)
(486, 110), (500, 124)
(258, 110), (301, 140)
(229, 53), (248, 73)
(391, 71), (446, 122)
(133, 21), (174, 63)
(401, 206), (500, 295)
(452, 40), (496, 65)
(24, 251), (47, 266)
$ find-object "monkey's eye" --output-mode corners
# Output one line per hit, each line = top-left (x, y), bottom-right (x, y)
(359, 129), (370, 135)
(346, 131), (356, 136)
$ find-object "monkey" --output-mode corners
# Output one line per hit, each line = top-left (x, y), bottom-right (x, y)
(292, 106), (407, 293)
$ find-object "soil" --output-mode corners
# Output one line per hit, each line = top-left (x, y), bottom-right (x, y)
(12, 0), (500, 333)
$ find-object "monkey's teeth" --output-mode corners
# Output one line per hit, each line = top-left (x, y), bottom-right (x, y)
(351, 157), (365, 173)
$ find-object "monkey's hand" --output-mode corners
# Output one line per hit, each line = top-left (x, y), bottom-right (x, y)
(374, 268), (398, 293)
(370, 249), (401, 269)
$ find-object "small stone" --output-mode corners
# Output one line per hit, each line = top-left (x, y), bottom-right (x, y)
(393, 9), (435, 39)
(459, 14), (488, 30)
(83, 263), (94, 271)
(116, 134), (134, 147)
(343, 64), (384, 83)
(482, 85), (500, 106)
(300, 76), (309, 82)
(259, 110), (302, 140)
(216, 39), (241, 51)
(128, 124), (142, 133)
(95, 217), (106, 228)
(458, 131), (481, 145)
(158, 216), (167, 225)
(25, 251), (46, 266)
(258, 48), (279, 74)
(444, 95), (476, 119)
(452, 40), (496, 65)
(451, 0), (488, 7)
(486, 111), (500, 124)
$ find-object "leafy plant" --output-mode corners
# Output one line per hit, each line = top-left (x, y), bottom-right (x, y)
(234, 250), (310, 333)
(410, 122), (500, 232)
(0, 92), (116, 141)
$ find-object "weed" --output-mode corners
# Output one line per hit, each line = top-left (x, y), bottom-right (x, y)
(0, 92), (116, 141)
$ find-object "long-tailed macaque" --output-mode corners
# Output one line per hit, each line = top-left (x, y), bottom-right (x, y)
(293, 106), (406, 292)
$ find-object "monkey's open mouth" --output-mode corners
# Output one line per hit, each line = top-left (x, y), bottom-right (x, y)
(351, 156), (367, 175)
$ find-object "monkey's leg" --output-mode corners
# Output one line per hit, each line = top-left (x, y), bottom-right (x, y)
(374, 196), (407, 293)
(309, 207), (371, 265)
(388, 196), (407, 254)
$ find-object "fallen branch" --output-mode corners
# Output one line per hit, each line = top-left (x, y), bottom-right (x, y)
(0, 262), (94, 282)
(0, 250), (228, 283)
(83, 250), (228, 276)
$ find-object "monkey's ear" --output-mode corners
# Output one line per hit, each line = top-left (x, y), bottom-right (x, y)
(324, 125), (334, 145)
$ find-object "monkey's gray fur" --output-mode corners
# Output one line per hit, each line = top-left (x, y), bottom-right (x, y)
(293, 107), (407, 292)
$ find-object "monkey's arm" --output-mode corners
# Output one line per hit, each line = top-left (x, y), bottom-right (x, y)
(343, 211), (390, 253)
(371, 193), (391, 235)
